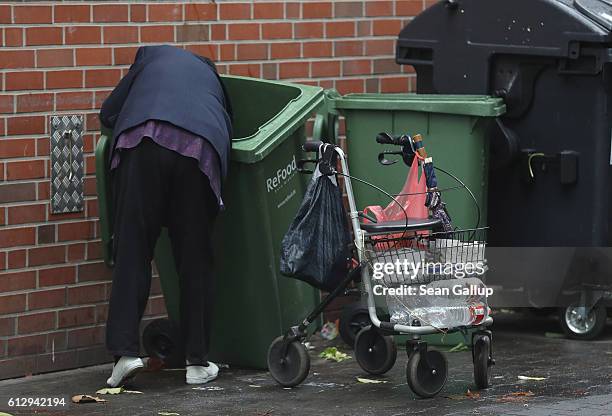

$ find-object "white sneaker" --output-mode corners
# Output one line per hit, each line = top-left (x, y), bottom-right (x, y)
(186, 361), (219, 385)
(106, 357), (144, 387)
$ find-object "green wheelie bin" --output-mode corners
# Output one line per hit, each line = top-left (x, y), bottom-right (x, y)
(326, 92), (505, 347)
(96, 75), (326, 369)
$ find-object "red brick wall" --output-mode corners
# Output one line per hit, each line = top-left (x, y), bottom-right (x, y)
(0, 0), (429, 379)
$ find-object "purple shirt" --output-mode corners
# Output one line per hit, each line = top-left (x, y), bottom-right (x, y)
(111, 120), (223, 208)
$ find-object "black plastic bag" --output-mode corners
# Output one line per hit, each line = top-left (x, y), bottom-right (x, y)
(280, 169), (351, 292)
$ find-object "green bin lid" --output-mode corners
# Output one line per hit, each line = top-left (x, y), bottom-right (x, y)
(330, 93), (506, 117)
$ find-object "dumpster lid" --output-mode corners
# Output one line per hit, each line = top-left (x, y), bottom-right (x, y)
(331, 94), (506, 117)
(575, 0), (612, 30)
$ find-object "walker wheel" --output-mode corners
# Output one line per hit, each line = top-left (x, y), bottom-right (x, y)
(406, 350), (448, 398)
(354, 327), (397, 375)
(473, 334), (492, 389)
(267, 336), (310, 387)
(339, 302), (372, 348)
(142, 318), (184, 368)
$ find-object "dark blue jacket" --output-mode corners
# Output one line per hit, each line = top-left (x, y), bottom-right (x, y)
(99, 45), (233, 179)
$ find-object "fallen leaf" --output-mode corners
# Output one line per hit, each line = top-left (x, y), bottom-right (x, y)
(0, 412), (15, 416)
(96, 387), (124, 395)
(518, 375), (547, 381)
(71, 395), (106, 404)
(356, 377), (388, 384)
(448, 342), (469, 352)
(466, 389), (481, 399)
(497, 391), (534, 403)
(319, 347), (351, 362)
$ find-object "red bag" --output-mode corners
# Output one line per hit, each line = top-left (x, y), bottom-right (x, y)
(364, 155), (428, 222)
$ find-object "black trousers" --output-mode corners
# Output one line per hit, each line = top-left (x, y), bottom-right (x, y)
(106, 139), (218, 365)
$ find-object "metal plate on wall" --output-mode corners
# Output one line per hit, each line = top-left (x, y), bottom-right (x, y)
(50, 115), (84, 214)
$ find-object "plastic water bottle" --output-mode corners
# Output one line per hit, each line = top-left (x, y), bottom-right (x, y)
(387, 278), (489, 328)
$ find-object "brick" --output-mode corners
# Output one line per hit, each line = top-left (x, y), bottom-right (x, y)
(334, 1), (363, 17)
(76, 47), (112, 66)
(373, 19), (403, 36)
(85, 69), (121, 88)
(0, 228), (35, 249)
(148, 3), (183, 22)
(311, 60), (341, 78)
(86, 241), (102, 260)
(65, 26), (101, 45)
(219, 44), (235, 61)
(67, 326), (104, 349)
(0, 270), (36, 292)
(38, 225), (56, 245)
(77, 262), (112, 282)
(25, 27), (62, 46)
(7, 334), (47, 356)
(103, 26), (138, 44)
(46, 70), (83, 90)
(5, 28), (23, 47)
(285, 2), (300, 18)
(5, 71), (44, 91)
(141, 25), (175, 43)
(38, 182), (50, 201)
(58, 306), (96, 329)
(28, 288), (66, 310)
(0, 50), (35, 69)
(0, 5), (11, 24)
(16, 93), (53, 113)
(28, 246), (65, 267)
(228, 23), (260, 40)
(357, 20), (372, 36)
(236, 43), (268, 61)
(326, 21), (355, 38)
(6, 160), (45, 181)
(176, 24), (210, 42)
(302, 2), (332, 18)
(68, 243), (86, 262)
(67, 283), (106, 305)
(14, 5), (52, 24)
(270, 43), (301, 60)
(374, 58), (400, 74)
(262, 23), (292, 40)
(381, 76), (410, 93)
(366, 1), (394, 16)
(7, 116), (45, 136)
(55, 91), (93, 111)
(130, 4), (146, 22)
(210, 24), (226, 41)
(54, 4), (90, 23)
(220, 3), (251, 20)
(334, 40), (364, 57)
(17, 311), (56, 335)
(113, 47), (137, 65)
(7, 204), (46, 225)
(367, 39), (396, 56)
(96, 304), (108, 323)
(39, 266), (76, 287)
(228, 63), (261, 78)
(254, 3), (283, 19)
(396, 0), (423, 16)
(336, 78), (364, 94)
(0, 183), (36, 204)
(294, 22), (323, 39)
(37, 137), (50, 157)
(279, 62), (309, 79)
(0, 294), (27, 314)
(93, 4), (128, 22)
(0, 95), (13, 114)
(185, 44), (218, 61)
(303, 41), (333, 58)
(7, 250), (26, 269)
(262, 63), (278, 79)
(58, 221), (94, 242)
(342, 59), (372, 76)
(185, 3), (217, 21)
(36, 49), (74, 68)
(0, 317), (15, 337)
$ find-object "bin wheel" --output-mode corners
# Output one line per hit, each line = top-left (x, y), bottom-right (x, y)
(559, 304), (607, 340)
(267, 336), (310, 387)
(406, 350), (448, 398)
(142, 318), (185, 368)
(354, 327), (397, 375)
(339, 303), (372, 348)
(473, 335), (492, 389)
